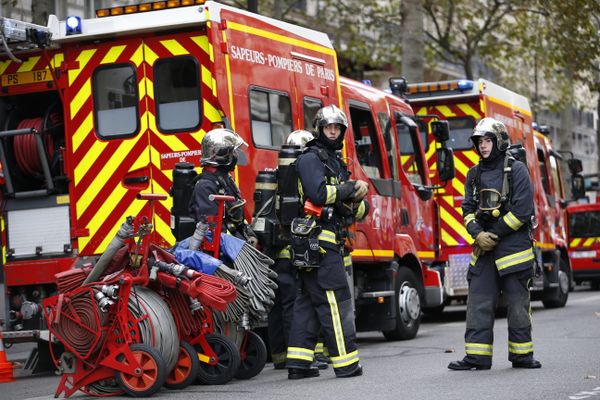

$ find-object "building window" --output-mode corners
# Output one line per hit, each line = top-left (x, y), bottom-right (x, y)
(93, 64), (139, 138)
(154, 56), (202, 133)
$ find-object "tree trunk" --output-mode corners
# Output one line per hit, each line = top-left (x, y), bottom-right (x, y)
(401, 0), (424, 83)
(31, 0), (55, 26)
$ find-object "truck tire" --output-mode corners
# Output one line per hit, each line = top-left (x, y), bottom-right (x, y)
(382, 267), (422, 340)
(542, 257), (569, 308)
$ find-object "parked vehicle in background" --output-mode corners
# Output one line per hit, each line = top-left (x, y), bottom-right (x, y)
(567, 202), (600, 290)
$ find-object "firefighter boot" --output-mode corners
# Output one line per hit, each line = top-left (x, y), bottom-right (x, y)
(337, 364), (363, 378)
(512, 359), (541, 369)
(288, 366), (320, 380)
(448, 360), (492, 371)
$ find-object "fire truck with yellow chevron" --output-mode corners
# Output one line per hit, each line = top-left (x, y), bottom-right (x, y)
(405, 79), (577, 312)
(0, 0), (448, 369)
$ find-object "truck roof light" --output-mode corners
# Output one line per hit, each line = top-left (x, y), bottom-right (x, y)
(362, 79), (372, 86)
(96, 0), (205, 18)
(65, 16), (82, 35)
(406, 80), (475, 95)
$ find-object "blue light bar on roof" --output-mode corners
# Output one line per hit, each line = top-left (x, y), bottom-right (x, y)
(457, 80), (473, 91)
(66, 16), (82, 35)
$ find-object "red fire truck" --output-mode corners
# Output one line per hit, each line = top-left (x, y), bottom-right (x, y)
(0, 1), (448, 369)
(405, 79), (575, 312)
(567, 202), (600, 290)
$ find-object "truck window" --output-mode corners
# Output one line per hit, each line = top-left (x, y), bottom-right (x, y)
(549, 154), (563, 198)
(250, 88), (292, 148)
(397, 122), (424, 184)
(537, 148), (551, 196)
(303, 97), (322, 130)
(379, 112), (399, 181)
(569, 211), (600, 237)
(349, 106), (384, 179)
(154, 56), (201, 133)
(92, 64), (139, 138)
(447, 116), (476, 150)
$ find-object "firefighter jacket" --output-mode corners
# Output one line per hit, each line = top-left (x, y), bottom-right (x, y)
(296, 142), (369, 250)
(462, 154), (535, 276)
(188, 167), (255, 240)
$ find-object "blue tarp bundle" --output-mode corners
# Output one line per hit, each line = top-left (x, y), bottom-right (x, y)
(173, 237), (221, 275)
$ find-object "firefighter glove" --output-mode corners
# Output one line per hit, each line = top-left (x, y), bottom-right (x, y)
(336, 181), (355, 202)
(472, 245), (484, 257)
(353, 180), (369, 202)
(475, 231), (498, 252)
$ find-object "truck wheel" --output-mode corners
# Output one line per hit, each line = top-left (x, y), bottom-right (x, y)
(382, 268), (422, 341)
(115, 343), (167, 397)
(235, 331), (267, 380)
(196, 333), (241, 385)
(542, 258), (569, 308)
(590, 280), (600, 291)
(164, 341), (199, 390)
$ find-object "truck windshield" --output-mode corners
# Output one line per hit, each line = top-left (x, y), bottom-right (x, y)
(448, 117), (476, 150)
(569, 210), (600, 237)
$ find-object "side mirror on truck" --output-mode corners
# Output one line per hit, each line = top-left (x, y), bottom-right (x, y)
(430, 120), (450, 142)
(571, 174), (586, 200)
(568, 158), (583, 175)
(437, 147), (455, 182)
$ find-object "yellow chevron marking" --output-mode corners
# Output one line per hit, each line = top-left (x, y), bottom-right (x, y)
(72, 113), (94, 152)
(570, 238), (582, 247)
(441, 227), (460, 246)
(415, 106), (428, 116)
(204, 100), (222, 123)
(208, 42), (214, 63)
(150, 135), (188, 159)
(212, 76), (217, 97)
(441, 206), (470, 240)
(130, 43), (144, 67)
(17, 56), (40, 72)
(435, 105), (456, 118)
(139, 76), (149, 100)
(143, 43), (159, 67)
(584, 238), (596, 247)
(76, 137), (143, 216)
(454, 155), (471, 178)
(456, 103), (482, 119)
(535, 242), (556, 250)
(69, 49), (96, 86)
(70, 77), (91, 120)
(74, 139), (107, 184)
(51, 53), (64, 69)
(418, 251), (435, 258)
(227, 21), (336, 55)
(154, 206), (176, 245)
(452, 178), (464, 196)
(201, 64), (213, 91)
(101, 45), (126, 64)
(191, 35), (210, 55)
(161, 39), (189, 56)
(0, 60), (11, 75)
(1, 217), (5, 265)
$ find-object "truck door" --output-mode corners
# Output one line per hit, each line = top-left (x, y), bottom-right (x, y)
(64, 38), (150, 257)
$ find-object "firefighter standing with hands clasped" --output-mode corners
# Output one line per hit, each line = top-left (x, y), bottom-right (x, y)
(286, 105), (369, 379)
(448, 117), (542, 371)
(189, 128), (258, 245)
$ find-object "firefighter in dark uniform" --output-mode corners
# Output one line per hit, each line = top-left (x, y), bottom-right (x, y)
(268, 129), (318, 369)
(448, 117), (542, 370)
(189, 128), (258, 245)
(286, 105), (369, 379)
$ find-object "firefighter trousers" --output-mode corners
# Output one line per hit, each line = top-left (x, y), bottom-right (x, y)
(464, 251), (535, 367)
(286, 250), (359, 377)
(267, 256), (297, 367)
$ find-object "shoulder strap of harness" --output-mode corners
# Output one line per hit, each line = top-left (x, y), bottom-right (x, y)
(501, 154), (515, 204)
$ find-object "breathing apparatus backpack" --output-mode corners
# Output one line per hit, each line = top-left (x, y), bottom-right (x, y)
(252, 144), (304, 249)
(170, 162), (198, 241)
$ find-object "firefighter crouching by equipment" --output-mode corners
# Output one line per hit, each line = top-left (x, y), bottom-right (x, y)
(189, 128), (258, 246)
(448, 117), (542, 371)
(263, 129), (325, 370)
(286, 105), (369, 379)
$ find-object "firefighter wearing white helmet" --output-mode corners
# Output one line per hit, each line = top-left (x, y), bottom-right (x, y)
(449, 117), (541, 371)
(286, 105), (369, 379)
(189, 128), (258, 245)
(286, 129), (315, 148)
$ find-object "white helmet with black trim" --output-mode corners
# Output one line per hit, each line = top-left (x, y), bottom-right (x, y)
(285, 129), (315, 148)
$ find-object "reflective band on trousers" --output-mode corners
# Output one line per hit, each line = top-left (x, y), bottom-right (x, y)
(465, 342), (493, 356)
(287, 347), (314, 362)
(508, 341), (533, 354)
(331, 350), (359, 368)
(496, 247), (534, 271)
(469, 251), (478, 267)
(278, 247), (291, 259)
(319, 229), (338, 245)
(326, 290), (347, 356)
(503, 211), (523, 231)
